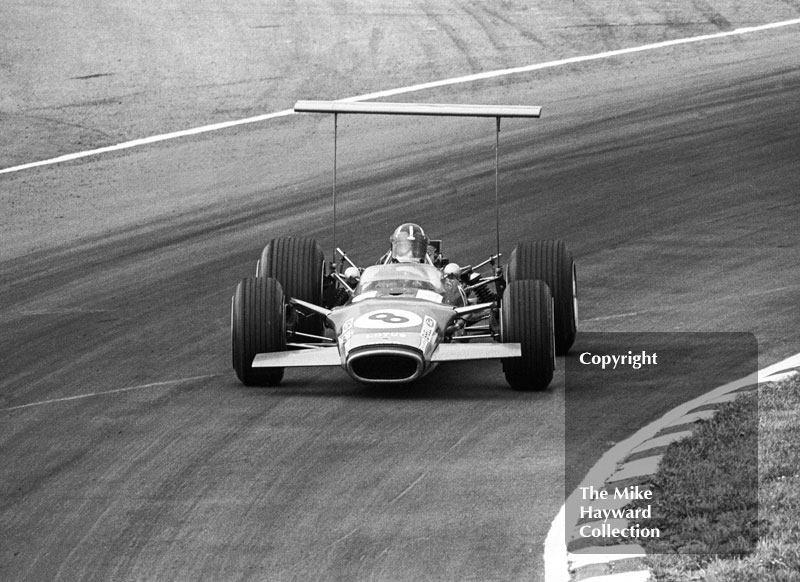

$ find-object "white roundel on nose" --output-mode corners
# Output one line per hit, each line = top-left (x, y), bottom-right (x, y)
(354, 309), (423, 329)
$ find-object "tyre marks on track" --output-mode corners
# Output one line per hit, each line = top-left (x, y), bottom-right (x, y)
(2, 18), (799, 176)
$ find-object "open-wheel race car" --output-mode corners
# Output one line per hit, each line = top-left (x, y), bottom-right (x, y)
(231, 102), (578, 390)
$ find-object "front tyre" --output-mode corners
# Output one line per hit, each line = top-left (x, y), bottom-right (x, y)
(501, 279), (555, 391)
(232, 276), (286, 386)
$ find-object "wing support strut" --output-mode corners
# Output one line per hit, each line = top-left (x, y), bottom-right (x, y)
(293, 101), (542, 262)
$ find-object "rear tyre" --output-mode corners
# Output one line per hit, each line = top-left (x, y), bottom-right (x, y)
(508, 240), (577, 355)
(232, 276), (286, 386)
(501, 279), (555, 391)
(258, 237), (325, 339)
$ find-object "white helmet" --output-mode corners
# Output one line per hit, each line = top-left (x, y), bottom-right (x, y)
(390, 223), (429, 263)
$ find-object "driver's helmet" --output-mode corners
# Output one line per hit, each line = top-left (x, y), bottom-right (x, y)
(390, 223), (429, 263)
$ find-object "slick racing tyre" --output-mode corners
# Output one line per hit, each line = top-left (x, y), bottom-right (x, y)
(258, 237), (326, 340)
(500, 279), (555, 391)
(232, 276), (286, 386)
(507, 240), (577, 355)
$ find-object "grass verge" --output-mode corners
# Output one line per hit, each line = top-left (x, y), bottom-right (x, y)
(626, 375), (800, 581)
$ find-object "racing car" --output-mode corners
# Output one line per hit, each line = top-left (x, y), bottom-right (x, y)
(232, 227), (576, 390)
(231, 101), (578, 390)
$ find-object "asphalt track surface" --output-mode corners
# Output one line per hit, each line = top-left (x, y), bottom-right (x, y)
(2, 4), (800, 581)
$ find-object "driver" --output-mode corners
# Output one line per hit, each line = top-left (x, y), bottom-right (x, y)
(387, 223), (429, 263)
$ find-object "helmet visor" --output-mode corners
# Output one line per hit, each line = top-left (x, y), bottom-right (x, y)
(393, 238), (427, 261)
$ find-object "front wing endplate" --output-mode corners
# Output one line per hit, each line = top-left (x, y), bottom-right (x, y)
(431, 343), (521, 362)
(253, 348), (341, 368)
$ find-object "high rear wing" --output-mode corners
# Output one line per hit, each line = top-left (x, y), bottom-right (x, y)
(294, 101), (541, 118)
(292, 100), (543, 262)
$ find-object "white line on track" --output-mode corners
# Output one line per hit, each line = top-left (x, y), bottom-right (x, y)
(2, 18), (799, 176)
(0, 374), (219, 412)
